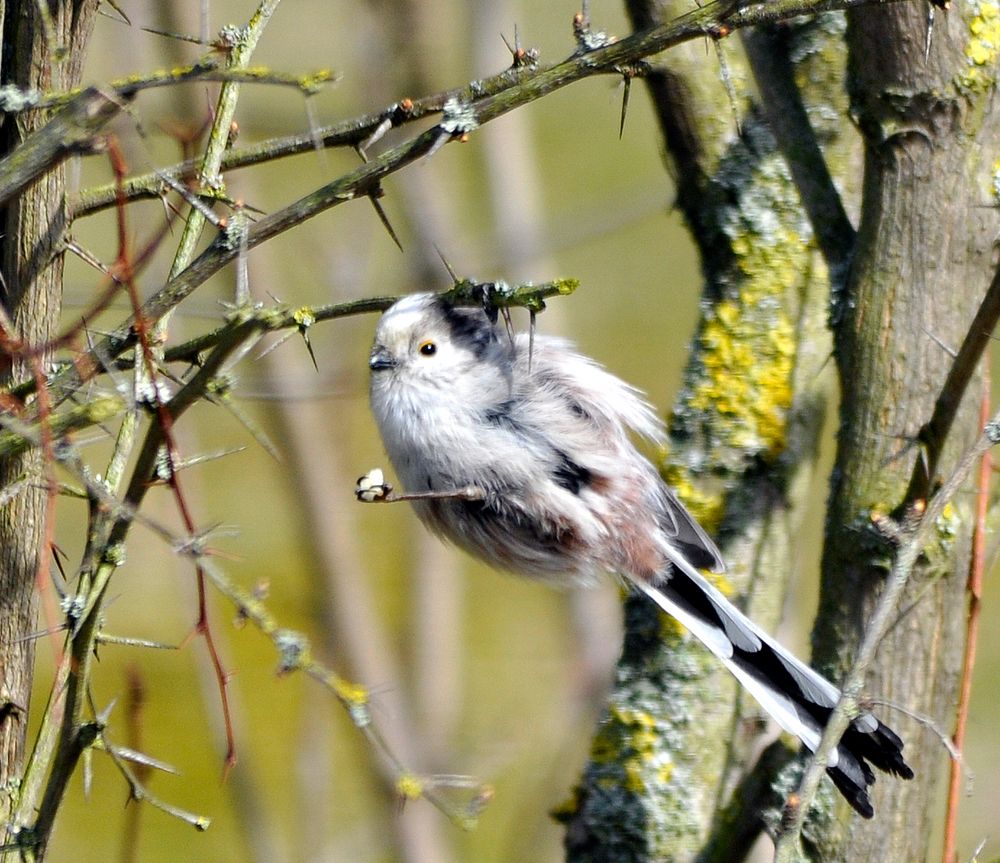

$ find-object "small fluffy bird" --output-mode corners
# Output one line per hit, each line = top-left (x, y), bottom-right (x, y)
(366, 292), (912, 817)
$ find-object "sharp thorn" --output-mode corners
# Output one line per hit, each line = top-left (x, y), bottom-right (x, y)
(619, 75), (631, 139)
(368, 193), (403, 252)
(434, 245), (460, 284)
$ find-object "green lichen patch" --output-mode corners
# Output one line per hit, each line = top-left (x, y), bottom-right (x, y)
(960, 0), (1000, 91)
(688, 289), (796, 462)
(569, 696), (704, 860)
(667, 144), (806, 527)
(590, 706), (673, 793)
(991, 157), (1000, 204)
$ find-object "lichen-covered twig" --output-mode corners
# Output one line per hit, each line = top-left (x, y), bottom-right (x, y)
(0, 88), (120, 208)
(741, 26), (856, 284)
(6, 279), (576, 406)
(195, 555), (492, 829)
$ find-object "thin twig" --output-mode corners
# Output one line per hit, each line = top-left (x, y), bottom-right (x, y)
(120, 666), (149, 863)
(164, 0), (285, 289)
(194, 555), (491, 828)
(103, 740), (210, 830)
(0, 61), (334, 112)
(941, 371), (990, 863)
(27, 357), (62, 666)
(741, 25), (856, 284)
(0, 395), (124, 458)
(911, 260), (1000, 500)
(355, 469), (485, 504)
(114, 136), (239, 771)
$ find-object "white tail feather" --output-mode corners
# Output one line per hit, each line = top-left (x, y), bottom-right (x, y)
(631, 577), (838, 767)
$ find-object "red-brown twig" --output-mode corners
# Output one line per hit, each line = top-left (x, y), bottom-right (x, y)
(0, 221), (175, 391)
(107, 137), (237, 772)
(941, 367), (990, 863)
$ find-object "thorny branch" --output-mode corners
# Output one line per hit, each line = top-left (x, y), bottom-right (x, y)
(8, 0), (911, 407)
(0, 65), (334, 210)
(69, 0), (909, 220)
(941, 380), (991, 863)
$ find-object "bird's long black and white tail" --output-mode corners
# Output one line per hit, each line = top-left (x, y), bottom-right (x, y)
(631, 558), (913, 818)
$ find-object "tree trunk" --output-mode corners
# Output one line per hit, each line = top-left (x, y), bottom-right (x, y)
(562, 14), (855, 861)
(0, 0), (99, 836)
(807, 8), (1000, 861)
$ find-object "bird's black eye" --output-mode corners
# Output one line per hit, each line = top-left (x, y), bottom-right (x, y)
(418, 339), (437, 356)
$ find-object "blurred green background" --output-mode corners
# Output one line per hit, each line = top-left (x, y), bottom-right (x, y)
(33, 1), (998, 860)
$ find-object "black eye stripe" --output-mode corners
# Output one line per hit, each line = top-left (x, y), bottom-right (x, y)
(435, 299), (496, 359)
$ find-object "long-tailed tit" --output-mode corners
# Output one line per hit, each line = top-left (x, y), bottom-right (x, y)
(365, 292), (912, 817)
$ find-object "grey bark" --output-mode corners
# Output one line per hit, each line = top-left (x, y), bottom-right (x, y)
(0, 0), (99, 836)
(806, 8), (1000, 861)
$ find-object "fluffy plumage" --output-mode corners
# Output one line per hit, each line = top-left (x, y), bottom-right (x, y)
(368, 293), (912, 817)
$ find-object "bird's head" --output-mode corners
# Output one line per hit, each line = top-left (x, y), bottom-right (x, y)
(369, 294), (507, 396)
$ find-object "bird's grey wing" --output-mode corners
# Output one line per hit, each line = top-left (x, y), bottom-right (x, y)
(512, 334), (724, 572)
(655, 484), (725, 573)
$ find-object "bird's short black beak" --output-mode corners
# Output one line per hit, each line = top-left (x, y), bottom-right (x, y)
(369, 346), (396, 371)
